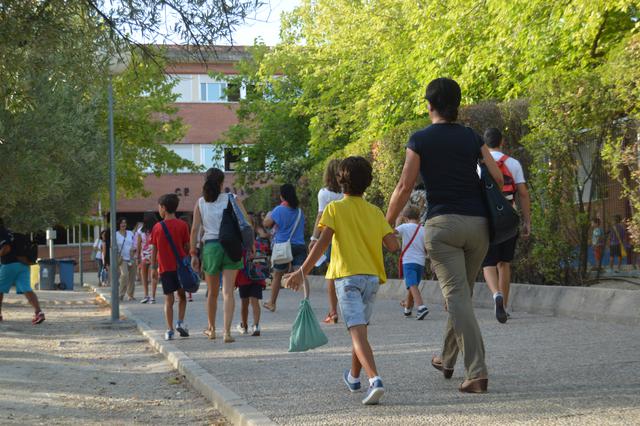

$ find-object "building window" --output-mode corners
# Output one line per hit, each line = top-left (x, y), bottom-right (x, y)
(166, 144), (195, 173)
(226, 82), (241, 102)
(224, 148), (241, 171)
(201, 146), (224, 169)
(171, 75), (193, 102)
(200, 82), (227, 102)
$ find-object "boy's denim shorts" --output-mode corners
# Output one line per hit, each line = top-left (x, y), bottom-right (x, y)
(402, 263), (424, 288)
(335, 274), (379, 329)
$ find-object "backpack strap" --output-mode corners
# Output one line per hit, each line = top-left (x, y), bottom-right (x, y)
(497, 154), (509, 165)
(160, 221), (183, 265)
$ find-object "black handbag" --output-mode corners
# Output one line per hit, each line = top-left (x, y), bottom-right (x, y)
(219, 197), (243, 262)
(480, 163), (520, 245)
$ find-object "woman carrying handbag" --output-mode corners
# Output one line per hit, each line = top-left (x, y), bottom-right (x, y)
(262, 184), (307, 312)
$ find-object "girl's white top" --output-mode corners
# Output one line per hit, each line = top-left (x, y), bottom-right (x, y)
(317, 188), (343, 212)
(198, 193), (228, 241)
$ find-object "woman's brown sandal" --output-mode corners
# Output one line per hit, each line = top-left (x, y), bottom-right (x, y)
(459, 378), (488, 393)
(203, 328), (216, 340)
(431, 356), (454, 379)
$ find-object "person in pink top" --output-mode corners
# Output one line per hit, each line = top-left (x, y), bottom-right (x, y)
(138, 211), (158, 304)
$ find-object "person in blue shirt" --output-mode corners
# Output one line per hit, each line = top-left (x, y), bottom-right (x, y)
(262, 184), (306, 312)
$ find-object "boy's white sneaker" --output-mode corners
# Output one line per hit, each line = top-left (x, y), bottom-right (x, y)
(251, 324), (261, 336)
(236, 323), (248, 335)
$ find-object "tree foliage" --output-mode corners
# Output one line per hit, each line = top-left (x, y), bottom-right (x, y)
(221, 0), (638, 283)
(0, 0), (262, 231)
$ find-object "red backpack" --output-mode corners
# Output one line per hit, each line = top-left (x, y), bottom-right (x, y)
(495, 154), (517, 198)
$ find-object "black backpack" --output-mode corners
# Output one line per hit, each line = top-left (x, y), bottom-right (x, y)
(10, 233), (39, 265)
(219, 197), (243, 262)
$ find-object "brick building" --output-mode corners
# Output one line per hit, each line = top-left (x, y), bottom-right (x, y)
(40, 45), (253, 269)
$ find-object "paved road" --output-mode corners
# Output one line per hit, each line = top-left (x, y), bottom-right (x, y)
(107, 279), (639, 425)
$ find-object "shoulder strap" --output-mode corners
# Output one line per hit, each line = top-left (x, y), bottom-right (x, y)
(400, 224), (421, 261)
(160, 221), (182, 264)
(498, 154), (509, 164)
(287, 209), (302, 243)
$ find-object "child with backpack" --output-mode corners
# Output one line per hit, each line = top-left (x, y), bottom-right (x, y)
(0, 225), (45, 324)
(150, 194), (191, 341)
(284, 156), (399, 405)
(396, 206), (429, 320)
(235, 234), (270, 336)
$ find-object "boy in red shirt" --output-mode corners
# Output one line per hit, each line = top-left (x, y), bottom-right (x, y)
(150, 194), (191, 341)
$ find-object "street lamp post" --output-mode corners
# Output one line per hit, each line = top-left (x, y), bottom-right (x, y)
(107, 52), (130, 322)
(108, 78), (119, 321)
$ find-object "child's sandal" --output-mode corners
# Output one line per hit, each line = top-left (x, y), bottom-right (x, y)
(203, 328), (216, 340)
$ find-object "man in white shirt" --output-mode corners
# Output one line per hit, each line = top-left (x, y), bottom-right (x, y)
(481, 128), (531, 323)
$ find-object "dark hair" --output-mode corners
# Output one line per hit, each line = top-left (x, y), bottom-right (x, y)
(337, 156), (372, 196)
(118, 217), (127, 227)
(203, 168), (224, 202)
(280, 184), (299, 209)
(484, 128), (503, 148)
(323, 159), (342, 193)
(158, 193), (180, 214)
(100, 229), (109, 241)
(142, 211), (157, 233)
(403, 206), (421, 221)
(425, 78), (461, 122)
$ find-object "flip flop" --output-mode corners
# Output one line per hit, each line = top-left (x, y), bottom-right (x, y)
(263, 302), (276, 312)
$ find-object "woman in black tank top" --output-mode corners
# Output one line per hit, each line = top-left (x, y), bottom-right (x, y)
(386, 78), (503, 394)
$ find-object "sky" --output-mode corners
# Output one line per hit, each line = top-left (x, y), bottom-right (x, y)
(229, 0), (300, 46)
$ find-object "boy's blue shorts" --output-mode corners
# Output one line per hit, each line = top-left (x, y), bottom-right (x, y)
(403, 263), (424, 289)
(0, 262), (32, 294)
(335, 274), (379, 329)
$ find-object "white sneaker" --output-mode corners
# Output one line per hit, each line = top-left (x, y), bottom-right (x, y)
(251, 324), (261, 336)
(236, 323), (248, 335)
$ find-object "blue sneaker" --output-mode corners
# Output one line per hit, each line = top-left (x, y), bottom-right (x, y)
(495, 295), (507, 324)
(362, 379), (384, 405)
(343, 369), (361, 393)
(164, 329), (175, 341)
(176, 321), (190, 337)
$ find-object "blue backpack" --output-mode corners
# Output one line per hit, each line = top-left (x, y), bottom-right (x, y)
(160, 221), (200, 293)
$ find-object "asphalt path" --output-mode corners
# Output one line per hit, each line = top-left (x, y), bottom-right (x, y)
(118, 280), (640, 425)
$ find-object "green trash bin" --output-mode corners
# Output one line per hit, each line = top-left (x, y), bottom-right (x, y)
(58, 259), (76, 290)
(38, 259), (57, 290)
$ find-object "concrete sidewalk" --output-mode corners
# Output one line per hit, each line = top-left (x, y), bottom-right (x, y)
(91, 277), (640, 425)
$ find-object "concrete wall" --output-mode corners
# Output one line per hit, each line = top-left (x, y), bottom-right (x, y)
(306, 276), (640, 326)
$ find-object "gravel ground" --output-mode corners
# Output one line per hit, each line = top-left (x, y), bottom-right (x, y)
(0, 290), (227, 425)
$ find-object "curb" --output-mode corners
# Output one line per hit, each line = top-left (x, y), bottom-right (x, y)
(90, 285), (276, 426)
(306, 276), (640, 325)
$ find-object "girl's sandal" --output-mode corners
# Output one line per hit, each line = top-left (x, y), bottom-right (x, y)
(322, 312), (338, 324)
(223, 333), (235, 343)
(263, 302), (276, 312)
(203, 328), (216, 340)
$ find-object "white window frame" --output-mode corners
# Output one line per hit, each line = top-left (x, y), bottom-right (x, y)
(200, 145), (224, 170)
(170, 74), (193, 102)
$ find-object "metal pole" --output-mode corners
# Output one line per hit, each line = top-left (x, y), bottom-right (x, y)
(108, 78), (119, 322)
(79, 224), (83, 288)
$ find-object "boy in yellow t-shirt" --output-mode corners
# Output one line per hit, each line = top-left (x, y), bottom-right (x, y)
(285, 156), (399, 406)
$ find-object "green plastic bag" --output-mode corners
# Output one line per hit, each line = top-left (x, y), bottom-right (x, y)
(289, 280), (329, 352)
